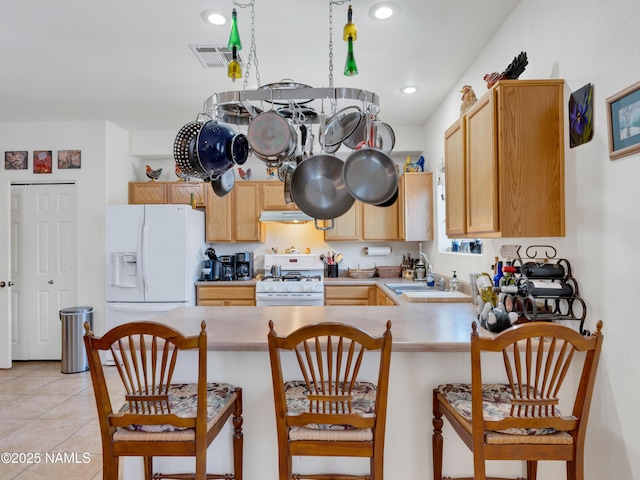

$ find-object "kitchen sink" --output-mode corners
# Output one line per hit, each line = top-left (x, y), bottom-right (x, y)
(384, 283), (444, 295)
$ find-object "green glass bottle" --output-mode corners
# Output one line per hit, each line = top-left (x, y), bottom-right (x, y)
(344, 36), (358, 76)
(228, 8), (242, 51)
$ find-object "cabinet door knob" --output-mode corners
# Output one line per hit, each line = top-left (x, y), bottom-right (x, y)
(48, 280), (54, 284)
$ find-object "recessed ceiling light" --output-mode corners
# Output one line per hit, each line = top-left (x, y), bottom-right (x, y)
(201, 10), (227, 26)
(400, 85), (419, 95)
(369, 2), (401, 21)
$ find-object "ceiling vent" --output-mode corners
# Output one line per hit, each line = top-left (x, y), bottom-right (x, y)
(190, 45), (243, 68)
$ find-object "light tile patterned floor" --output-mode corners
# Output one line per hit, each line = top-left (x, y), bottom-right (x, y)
(0, 361), (121, 480)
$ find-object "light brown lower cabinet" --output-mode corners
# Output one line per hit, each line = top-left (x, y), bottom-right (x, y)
(376, 288), (397, 306)
(196, 285), (256, 306)
(324, 285), (377, 305)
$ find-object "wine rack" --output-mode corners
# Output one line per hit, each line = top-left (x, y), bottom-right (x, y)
(501, 245), (589, 335)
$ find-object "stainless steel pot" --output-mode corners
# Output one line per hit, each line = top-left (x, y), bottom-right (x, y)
(343, 147), (398, 205)
(247, 110), (297, 166)
(290, 154), (355, 230)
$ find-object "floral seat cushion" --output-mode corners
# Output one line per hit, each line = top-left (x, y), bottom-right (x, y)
(438, 383), (558, 436)
(284, 380), (376, 441)
(117, 382), (236, 433)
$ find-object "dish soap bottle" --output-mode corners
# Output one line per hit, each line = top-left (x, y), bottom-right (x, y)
(450, 271), (460, 292)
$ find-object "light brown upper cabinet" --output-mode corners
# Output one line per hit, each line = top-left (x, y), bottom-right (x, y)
(128, 182), (168, 204)
(205, 181), (265, 243)
(445, 79), (565, 238)
(168, 181), (206, 206)
(325, 172), (433, 242)
(260, 181), (300, 211)
(398, 172), (434, 241)
(128, 181), (205, 207)
(324, 200), (398, 241)
(444, 120), (466, 236)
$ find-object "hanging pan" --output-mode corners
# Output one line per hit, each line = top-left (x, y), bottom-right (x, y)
(210, 168), (235, 197)
(343, 147), (398, 205)
(290, 154), (355, 230)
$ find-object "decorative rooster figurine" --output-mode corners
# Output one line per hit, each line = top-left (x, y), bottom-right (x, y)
(404, 155), (425, 173)
(238, 167), (252, 180)
(460, 85), (477, 116)
(145, 165), (162, 182)
(484, 51), (529, 89)
(175, 164), (189, 181)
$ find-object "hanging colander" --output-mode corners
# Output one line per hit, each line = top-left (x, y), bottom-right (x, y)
(174, 116), (249, 180)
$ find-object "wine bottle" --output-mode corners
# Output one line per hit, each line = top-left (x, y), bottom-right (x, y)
(521, 262), (565, 279)
(496, 281), (573, 298)
(227, 8), (242, 50)
(343, 5), (358, 41)
(344, 36), (358, 76)
(493, 261), (503, 287)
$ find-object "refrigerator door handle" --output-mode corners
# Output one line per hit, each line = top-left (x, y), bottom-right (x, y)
(140, 215), (149, 292)
(106, 304), (181, 313)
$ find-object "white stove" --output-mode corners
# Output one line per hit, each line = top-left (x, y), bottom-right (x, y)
(256, 254), (325, 306)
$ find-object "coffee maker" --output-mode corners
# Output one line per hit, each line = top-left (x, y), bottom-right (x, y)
(235, 252), (254, 280)
(200, 259), (220, 281)
(219, 255), (236, 281)
(201, 247), (220, 281)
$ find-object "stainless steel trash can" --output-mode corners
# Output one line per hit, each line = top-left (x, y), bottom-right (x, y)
(59, 306), (93, 374)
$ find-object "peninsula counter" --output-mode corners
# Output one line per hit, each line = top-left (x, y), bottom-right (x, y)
(118, 303), (568, 480)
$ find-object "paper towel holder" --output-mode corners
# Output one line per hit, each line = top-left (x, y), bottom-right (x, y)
(363, 246), (393, 256)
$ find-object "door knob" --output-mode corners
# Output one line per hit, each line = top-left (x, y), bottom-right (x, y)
(48, 280), (54, 284)
(7, 282), (13, 287)
(0, 281), (4, 288)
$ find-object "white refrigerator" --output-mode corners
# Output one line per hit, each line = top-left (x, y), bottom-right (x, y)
(105, 205), (204, 361)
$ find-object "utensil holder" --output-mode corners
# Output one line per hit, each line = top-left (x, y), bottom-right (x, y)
(326, 264), (339, 278)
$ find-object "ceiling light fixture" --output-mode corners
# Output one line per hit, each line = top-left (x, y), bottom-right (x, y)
(368, 2), (401, 21)
(400, 85), (419, 95)
(201, 10), (227, 25)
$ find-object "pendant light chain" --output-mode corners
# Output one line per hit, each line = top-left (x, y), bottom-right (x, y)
(328, 1), (347, 97)
(328, 1), (334, 90)
(233, 0), (261, 89)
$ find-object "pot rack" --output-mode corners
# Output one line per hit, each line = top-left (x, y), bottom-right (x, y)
(202, 86), (380, 126)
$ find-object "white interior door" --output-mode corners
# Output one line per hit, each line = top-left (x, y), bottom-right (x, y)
(0, 180), (11, 368)
(12, 183), (77, 360)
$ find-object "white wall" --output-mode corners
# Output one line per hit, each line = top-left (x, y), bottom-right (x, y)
(0, 120), (137, 338)
(421, 0), (640, 477)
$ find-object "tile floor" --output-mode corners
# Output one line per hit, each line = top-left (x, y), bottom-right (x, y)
(0, 361), (123, 480)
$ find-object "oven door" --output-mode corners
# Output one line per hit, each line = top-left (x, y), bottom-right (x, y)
(255, 292), (324, 306)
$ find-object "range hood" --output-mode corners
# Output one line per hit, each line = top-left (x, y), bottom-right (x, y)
(259, 211), (314, 224)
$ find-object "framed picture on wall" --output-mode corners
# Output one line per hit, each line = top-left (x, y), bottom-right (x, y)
(4, 151), (28, 170)
(33, 150), (53, 174)
(607, 80), (640, 160)
(58, 150), (81, 169)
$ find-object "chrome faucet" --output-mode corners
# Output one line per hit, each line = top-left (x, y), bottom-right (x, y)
(416, 243), (446, 290)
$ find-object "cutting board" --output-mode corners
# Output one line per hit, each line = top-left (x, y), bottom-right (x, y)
(402, 291), (473, 303)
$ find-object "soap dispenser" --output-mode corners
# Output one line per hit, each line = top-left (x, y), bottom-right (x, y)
(450, 271), (460, 292)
